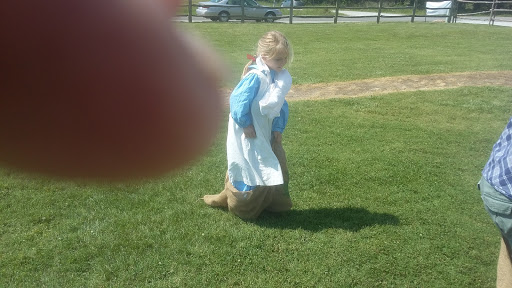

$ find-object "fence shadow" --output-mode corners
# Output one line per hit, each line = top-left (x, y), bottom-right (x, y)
(254, 207), (400, 232)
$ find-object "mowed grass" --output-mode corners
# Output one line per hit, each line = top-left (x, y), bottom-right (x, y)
(2, 23), (512, 287)
(2, 87), (510, 287)
(181, 22), (512, 86)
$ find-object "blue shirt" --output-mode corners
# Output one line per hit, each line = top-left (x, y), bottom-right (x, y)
(229, 70), (288, 133)
(482, 117), (512, 200)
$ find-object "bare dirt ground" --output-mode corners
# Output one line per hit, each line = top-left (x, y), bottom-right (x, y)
(222, 71), (512, 102)
(286, 71), (512, 101)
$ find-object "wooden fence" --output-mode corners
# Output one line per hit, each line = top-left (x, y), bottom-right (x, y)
(454, 0), (512, 25)
(179, 0), (512, 25)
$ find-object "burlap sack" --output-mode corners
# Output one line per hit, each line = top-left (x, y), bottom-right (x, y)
(203, 140), (292, 220)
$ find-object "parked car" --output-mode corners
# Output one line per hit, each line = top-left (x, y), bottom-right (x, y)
(280, 0), (304, 7)
(196, 0), (282, 22)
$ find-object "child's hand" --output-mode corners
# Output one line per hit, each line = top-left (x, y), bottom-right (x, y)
(243, 125), (256, 138)
(273, 131), (282, 144)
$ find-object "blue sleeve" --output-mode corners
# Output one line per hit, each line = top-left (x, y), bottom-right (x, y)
(229, 73), (260, 128)
(272, 100), (289, 133)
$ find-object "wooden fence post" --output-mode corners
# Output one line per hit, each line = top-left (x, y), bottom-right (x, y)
(241, 0), (245, 23)
(489, 0), (497, 25)
(335, 0), (339, 24)
(411, 0), (417, 22)
(452, 0), (459, 23)
(377, 0), (382, 23)
(289, 0), (294, 24)
(447, 0), (456, 22)
(188, 0), (192, 23)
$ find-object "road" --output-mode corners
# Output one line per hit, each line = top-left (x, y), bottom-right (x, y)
(175, 11), (512, 27)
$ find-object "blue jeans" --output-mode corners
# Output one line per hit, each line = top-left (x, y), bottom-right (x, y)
(480, 176), (512, 249)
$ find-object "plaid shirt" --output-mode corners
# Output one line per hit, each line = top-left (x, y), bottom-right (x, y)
(482, 117), (512, 200)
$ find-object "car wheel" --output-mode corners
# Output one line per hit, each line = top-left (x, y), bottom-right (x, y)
(218, 11), (229, 22)
(264, 12), (276, 23)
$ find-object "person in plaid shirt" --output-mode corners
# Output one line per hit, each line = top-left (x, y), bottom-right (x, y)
(480, 117), (512, 287)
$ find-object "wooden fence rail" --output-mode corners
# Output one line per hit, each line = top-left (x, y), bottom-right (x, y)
(179, 0), (511, 25)
(454, 0), (512, 25)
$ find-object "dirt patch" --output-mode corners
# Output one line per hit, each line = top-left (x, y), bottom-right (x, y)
(221, 71), (512, 103)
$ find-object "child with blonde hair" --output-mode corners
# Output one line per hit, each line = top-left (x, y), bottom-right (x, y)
(203, 31), (293, 219)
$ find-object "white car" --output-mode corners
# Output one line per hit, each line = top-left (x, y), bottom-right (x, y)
(196, 0), (282, 22)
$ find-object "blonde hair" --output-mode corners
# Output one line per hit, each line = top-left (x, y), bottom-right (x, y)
(242, 31), (292, 77)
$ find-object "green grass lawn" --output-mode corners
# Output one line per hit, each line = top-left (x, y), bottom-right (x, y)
(2, 87), (510, 287)
(181, 22), (512, 86)
(2, 23), (512, 287)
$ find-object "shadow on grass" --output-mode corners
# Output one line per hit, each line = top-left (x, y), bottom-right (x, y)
(254, 207), (400, 232)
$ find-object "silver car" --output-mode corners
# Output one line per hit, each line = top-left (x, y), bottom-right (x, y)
(196, 0), (282, 22)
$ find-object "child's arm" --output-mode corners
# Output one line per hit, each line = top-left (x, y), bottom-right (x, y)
(272, 131), (283, 144)
(243, 125), (256, 138)
(230, 73), (260, 138)
(271, 100), (289, 144)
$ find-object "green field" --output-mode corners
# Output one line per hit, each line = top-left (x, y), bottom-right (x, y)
(182, 22), (512, 86)
(1, 22), (512, 287)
